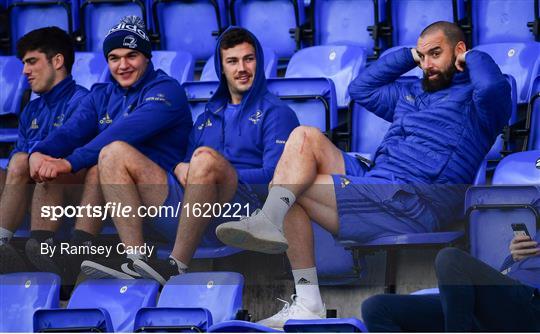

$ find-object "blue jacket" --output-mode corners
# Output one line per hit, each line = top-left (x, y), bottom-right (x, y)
(500, 233), (540, 289)
(349, 48), (511, 228)
(10, 76), (88, 158)
(33, 62), (193, 172)
(183, 28), (299, 186)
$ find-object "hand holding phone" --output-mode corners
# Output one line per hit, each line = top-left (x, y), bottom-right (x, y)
(510, 224), (539, 261)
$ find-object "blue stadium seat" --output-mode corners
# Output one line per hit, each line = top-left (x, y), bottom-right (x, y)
(208, 320), (281, 332)
(79, 0), (146, 52)
(6, 0), (73, 53)
(230, 0), (306, 60)
(380, 46), (423, 77)
(150, 0), (227, 62)
(525, 76), (540, 150)
(0, 128), (17, 143)
(0, 55), (28, 116)
(465, 150), (540, 270)
(201, 47), (278, 81)
(34, 279), (159, 332)
(0, 159), (8, 169)
(133, 272), (244, 332)
(72, 51), (108, 90)
(390, 0), (465, 46)
(152, 50), (194, 84)
(284, 318), (367, 332)
(472, 0), (539, 45)
(267, 77), (338, 133)
(0, 272), (60, 332)
(182, 80), (219, 122)
(311, 0), (387, 57)
(474, 42), (540, 104)
(285, 45), (366, 109)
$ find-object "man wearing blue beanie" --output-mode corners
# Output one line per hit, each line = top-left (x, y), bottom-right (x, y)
(24, 16), (192, 284)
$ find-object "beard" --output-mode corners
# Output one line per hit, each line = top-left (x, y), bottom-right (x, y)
(422, 57), (457, 92)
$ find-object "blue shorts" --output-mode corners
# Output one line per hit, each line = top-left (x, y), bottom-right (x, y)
(333, 155), (438, 242)
(150, 172), (262, 244)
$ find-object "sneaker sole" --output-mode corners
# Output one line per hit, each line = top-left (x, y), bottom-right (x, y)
(25, 239), (62, 275)
(80, 260), (134, 279)
(132, 260), (167, 285)
(216, 225), (288, 254)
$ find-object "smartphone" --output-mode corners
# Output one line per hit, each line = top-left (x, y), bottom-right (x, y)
(511, 223), (531, 238)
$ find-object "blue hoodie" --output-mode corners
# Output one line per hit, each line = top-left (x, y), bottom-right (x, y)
(10, 76), (88, 158)
(349, 48), (512, 228)
(32, 62), (193, 172)
(183, 27), (299, 186)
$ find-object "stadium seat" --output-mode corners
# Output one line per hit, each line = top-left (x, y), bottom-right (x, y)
(474, 42), (540, 104)
(133, 272), (244, 332)
(230, 0), (306, 60)
(182, 80), (219, 122)
(6, 0), (73, 53)
(267, 77), (338, 133)
(72, 51), (108, 90)
(152, 49), (194, 84)
(200, 47), (278, 81)
(311, 0), (387, 57)
(0, 55), (28, 116)
(208, 320), (281, 332)
(283, 318), (367, 332)
(285, 45), (366, 109)
(380, 46), (423, 77)
(525, 76), (540, 150)
(34, 279), (159, 332)
(390, 0), (465, 46)
(472, 0), (539, 45)
(0, 272), (60, 332)
(465, 150), (540, 269)
(150, 0), (227, 62)
(78, 0), (146, 52)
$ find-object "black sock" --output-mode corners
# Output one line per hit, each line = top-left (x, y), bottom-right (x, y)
(70, 229), (95, 246)
(30, 230), (55, 244)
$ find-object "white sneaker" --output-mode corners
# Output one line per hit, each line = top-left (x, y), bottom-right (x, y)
(216, 209), (288, 254)
(257, 295), (326, 329)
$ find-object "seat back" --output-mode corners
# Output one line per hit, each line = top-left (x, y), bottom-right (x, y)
(81, 0), (146, 52)
(72, 51), (108, 90)
(7, 0), (72, 52)
(152, 0), (227, 62)
(390, 0), (464, 46)
(201, 47), (278, 81)
(159, 272), (244, 324)
(0, 55), (27, 116)
(182, 80), (219, 122)
(472, 0), (538, 45)
(0, 272), (60, 332)
(312, 0), (386, 57)
(267, 77), (338, 131)
(285, 45), (366, 108)
(68, 279), (159, 332)
(474, 42), (540, 104)
(152, 50), (194, 84)
(527, 76), (540, 150)
(380, 46), (423, 78)
(230, 0), (305, 59)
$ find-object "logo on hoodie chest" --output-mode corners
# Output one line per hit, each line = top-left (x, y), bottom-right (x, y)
(198, 118), (213, 130)
(249, 111), (263, 125)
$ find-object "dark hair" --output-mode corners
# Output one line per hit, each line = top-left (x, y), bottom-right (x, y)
(420, 21), (466, 48)
(219, 28), (256, 50)
(16, 26), (75, 74)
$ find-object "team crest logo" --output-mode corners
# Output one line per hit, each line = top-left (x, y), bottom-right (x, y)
(53, 114), (65, 127)
(123, 35), (137, 49)
(99, 113), (113, 125)
(249, 111), (263, 124)
(30, 118), (39, 129)
(340, 176), (350, 188)
(536, 158), (540, 169)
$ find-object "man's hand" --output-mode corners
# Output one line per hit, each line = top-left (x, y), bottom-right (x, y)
(455, 51), (468, 72)
(510, 235), (539, 262)
(29, 152), (50, 182)
(411, 48), (421, 66)
(174, 162), (190, 187)
(37, 158), (72, 182)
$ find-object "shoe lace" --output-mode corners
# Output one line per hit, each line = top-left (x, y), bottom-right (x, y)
(274, 294), (305, 317)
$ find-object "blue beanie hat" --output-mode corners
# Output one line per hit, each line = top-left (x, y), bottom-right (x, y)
(103, 15), (152, 59)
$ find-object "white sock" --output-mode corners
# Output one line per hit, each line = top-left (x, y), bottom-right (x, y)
(169, 255), (188, 274)
(292, 267), (324, 313)
(0, 227), (14, 246)
(261, 186), (296, 230)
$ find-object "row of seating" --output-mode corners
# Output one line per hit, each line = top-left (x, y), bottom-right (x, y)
(2, 147), (538, 332)
(1, 0), (538, 61)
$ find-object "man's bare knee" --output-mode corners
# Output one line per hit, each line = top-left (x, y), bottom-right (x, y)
(99, 141), (132, 167)
(189, 147), (223, 182)
(7, 153), (30, 182)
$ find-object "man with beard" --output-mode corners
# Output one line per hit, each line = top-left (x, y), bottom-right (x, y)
(216, 21), (512, 328)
